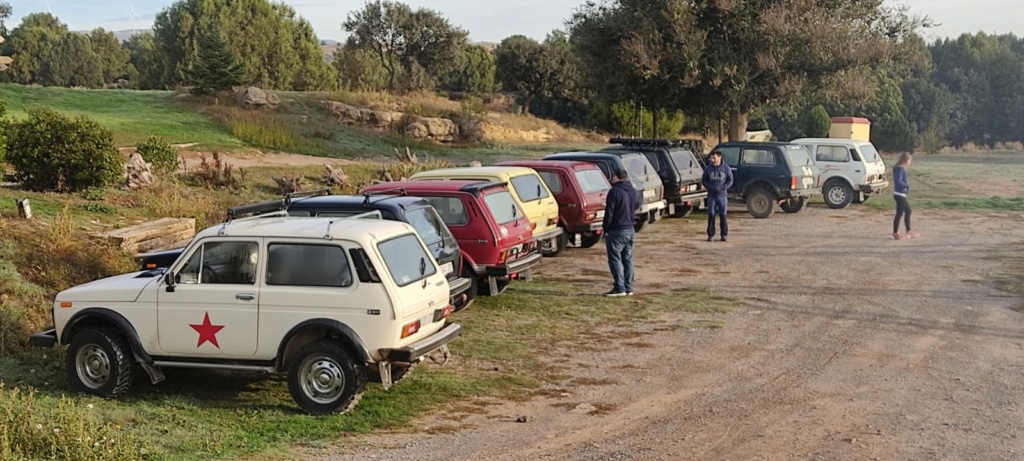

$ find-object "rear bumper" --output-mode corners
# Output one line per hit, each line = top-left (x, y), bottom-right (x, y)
(637, 200), (668, 214)
(567, 221), (603, 234)
(485, 252), (542, 277)
(782, 189), (817, 199)
(30, 328), (57, 347)
(533, 226), (564, 242)
(448, 277), (473, 303)
(861, 180), (889, 194)
(382, 322), (463, 363)
(668, 191), (709, 205)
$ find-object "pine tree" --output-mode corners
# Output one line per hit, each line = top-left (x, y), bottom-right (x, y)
(188, 30), (245, 95)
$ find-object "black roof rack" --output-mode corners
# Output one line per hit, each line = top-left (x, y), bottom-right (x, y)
(226, 188), (333, 220)
(608, 137), (704, 153)
(460, 181), (507, 194)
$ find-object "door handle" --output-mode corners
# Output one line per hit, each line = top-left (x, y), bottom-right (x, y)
(235, 293), (255, 301)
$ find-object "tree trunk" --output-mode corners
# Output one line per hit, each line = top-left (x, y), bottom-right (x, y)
(522, 95), (533, 115)
(729, 109), (749, 142)
(652, 108), (660, 139)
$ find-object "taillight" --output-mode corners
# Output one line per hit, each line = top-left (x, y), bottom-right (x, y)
(498, 250), (508, 264)
(679, 185), (686, 194)
(585, 212), (597, 220)
(791, 176), (798, 190)
(530, 222), (537, 230)
(401, 320), (421, 338)
(433, 305), (453, 322)
(660, 188), (664, 200)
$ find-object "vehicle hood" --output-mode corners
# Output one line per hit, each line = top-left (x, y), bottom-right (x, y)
(56, 271), (160, 303)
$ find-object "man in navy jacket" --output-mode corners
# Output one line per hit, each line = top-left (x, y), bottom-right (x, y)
(602, 168), (642, 297)
(702, 151), (734, 241)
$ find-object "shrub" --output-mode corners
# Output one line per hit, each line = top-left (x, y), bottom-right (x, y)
(588, 101), (685, 138)
(0, 100), (8, 166)
(0, 385), (152, 461)
(803, 105), (831, 138)
(135, 136), (179, 175)
(6, 108), (121, 193)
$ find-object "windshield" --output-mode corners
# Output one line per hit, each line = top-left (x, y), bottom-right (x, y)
(483, 190), (521, 225)
(509, 174), (550, 202)
(784, 145), (814, 167)
(377, 233), (436, 287)
(575, 169), (610, 194)
(860, 143), (882, 163)
(405, 207), (456, 253)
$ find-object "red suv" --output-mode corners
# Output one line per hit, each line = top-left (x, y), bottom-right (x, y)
(496, 160), (610, 249)
(361, 180), (541, 296)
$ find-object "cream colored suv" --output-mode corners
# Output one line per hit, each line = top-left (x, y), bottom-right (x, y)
(30, 212), (463, 415)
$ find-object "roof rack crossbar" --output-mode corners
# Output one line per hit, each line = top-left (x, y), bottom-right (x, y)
(323, 210), (382, 240)
(459, 181), (507, 193)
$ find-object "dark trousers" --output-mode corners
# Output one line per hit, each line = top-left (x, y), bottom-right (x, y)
(894, 195), (912, 233)
(605, 230), (635, 293)
(706, 195), (728, 238)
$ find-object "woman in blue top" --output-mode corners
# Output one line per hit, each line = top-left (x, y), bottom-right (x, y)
(892, 152), (918, 240)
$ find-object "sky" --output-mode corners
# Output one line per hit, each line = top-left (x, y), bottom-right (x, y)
(5, 0), (1023, 43)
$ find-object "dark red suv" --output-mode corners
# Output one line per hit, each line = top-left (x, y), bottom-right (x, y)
(361, 180), (541, 296)
(496, 160), (610, 249)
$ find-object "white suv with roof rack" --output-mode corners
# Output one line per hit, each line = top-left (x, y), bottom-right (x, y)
(791, 138), (889, 209)
(30, 211), (462, 415)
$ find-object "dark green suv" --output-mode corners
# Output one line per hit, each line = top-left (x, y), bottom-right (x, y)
(710, 142), (821, 218)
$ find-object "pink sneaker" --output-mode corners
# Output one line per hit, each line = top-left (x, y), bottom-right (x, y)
(892, 232), (903, 240)
(907, 231), (919, 239)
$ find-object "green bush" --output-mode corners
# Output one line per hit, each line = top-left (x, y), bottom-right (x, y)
(6, 108), (121, 192)
(589, 101), (685, 138)
(135, 136), (179, 175)
(0, 100), (8, 166)
(803, 105), (831, 138)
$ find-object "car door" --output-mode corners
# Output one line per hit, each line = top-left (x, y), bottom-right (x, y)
(158, 238), (261, 356)
(716, 146), (743, 193)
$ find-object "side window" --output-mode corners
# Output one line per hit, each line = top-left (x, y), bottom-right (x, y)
(423, 196), (468, 226)
(378, 234), (437, 287)
(815, 146), (850, 162)
(266, 243), (352, 288)
(287, 210), (311, 217)
(595, 161), (613, 179)
(538, 170), (563, 194)
(849, 148), (862, 162)
(178, 241), (259, 285)
(642, 152), (662, 171)
(509, 174), (550, 202)
(741, 149), (775, 166)
(718, 147), (741, 166)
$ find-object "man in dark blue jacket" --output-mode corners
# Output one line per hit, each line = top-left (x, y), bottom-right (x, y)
(602, 168), (642, 297)
(702, 150), (734, 242)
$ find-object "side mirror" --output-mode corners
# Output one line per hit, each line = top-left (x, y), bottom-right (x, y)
(165, 272), (177, 292)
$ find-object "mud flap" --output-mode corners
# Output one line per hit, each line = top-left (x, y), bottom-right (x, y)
(487, 276), (498, 295)
(428, 345), (451, 366)
(139, 361), (165, 385)
(379, 361), (393, 390)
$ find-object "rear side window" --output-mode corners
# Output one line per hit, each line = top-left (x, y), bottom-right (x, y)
(537, 171), (563, 194)
(670, 150), (696, 170)
(642, 152), (662, 171)
(267, 243), (352, 287)
(784, 145), (814, 167)
(815, 145), (850, 162)
(483, 190), (521, 224)
(741, 149), (775, 166)
(623, 155), (650, 179)
(575, 169), (610, 194)
(718, 147), (741, 166)
(509, 174), (550, 202)
(859, 144), (880, 162)
(377, 234), (437, 287)
(422, 196), (468, 226)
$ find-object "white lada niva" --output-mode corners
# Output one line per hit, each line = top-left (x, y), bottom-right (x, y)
(30, 212), (462, 415)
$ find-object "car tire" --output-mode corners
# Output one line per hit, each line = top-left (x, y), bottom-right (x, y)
(66, 327), (135, 399)
(746, 188), (775, 218)
(482, 277), (512, 296)
(541, 230), (569, 257)
(823, 181), (854, 209)
(670, 204), (694, 218)
(780, 197), (805, 213)
(853, 192), (868, 204)
(633, 217), (650, 233)
(579, 233), (603, 249)
(288, 340), (367, 416)
(461, 265), (480, 302)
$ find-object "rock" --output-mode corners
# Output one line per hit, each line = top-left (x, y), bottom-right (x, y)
(469, 161), (482, 168)
(420, 117), (459, 142)
(570, 403), (597, 415)
(404, 122), (429, 139)
(238, 86), (269, 107)
(266, 92), (281, 106)
(125, 153), (157, 190)
(516, 415), (530, 423)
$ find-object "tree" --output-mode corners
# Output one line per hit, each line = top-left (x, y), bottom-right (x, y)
(88, 28), (135, 84)
(43, 31), (102, 87)
(3, 13), (67, 85)
(333, 45), (390, 91)
(153, 0), (335, 91)
(343, 0), (468, 91)
(803, 106), (831, 138)
(495, 33), (580, 115)
(125, 32), (165, 89)
(6, 107), (121, 192)
(187, 30), (245, 95)
(445, 44), (496, 94)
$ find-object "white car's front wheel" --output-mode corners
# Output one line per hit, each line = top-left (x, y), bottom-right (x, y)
(66, 327), (135, 398)
(288, 340), (367, 415)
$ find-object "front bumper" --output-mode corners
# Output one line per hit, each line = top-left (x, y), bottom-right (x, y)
(382, 322), (463, 363)
(30, 328), (57, 347)
(485, 252), (542, 277)
(861, 180), (889, 194)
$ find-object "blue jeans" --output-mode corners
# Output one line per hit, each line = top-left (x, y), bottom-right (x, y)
(605, 230), (635, 293)
(707, 196), (728, 238)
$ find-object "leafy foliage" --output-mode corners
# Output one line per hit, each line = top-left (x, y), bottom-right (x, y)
(187, 30), (245, 95)
(2, 14), (131, 88)
(5, 107), (121, 192)
(333, 46), (391, 92)
(803, 106), (831, 138)
(495, 32), (581, 115)
(444, 45), (497, 94)
(588, 101), (685, 138)
(124, 33), (164, 90)
(136, 136), (179, 175)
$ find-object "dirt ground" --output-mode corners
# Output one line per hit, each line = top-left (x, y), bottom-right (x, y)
(301, 203), (1024, 461)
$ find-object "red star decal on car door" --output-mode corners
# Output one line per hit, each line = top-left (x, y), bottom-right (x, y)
(190, 312), (225, 348)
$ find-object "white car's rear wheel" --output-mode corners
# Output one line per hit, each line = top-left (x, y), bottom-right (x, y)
(288, 340), (366, 415)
